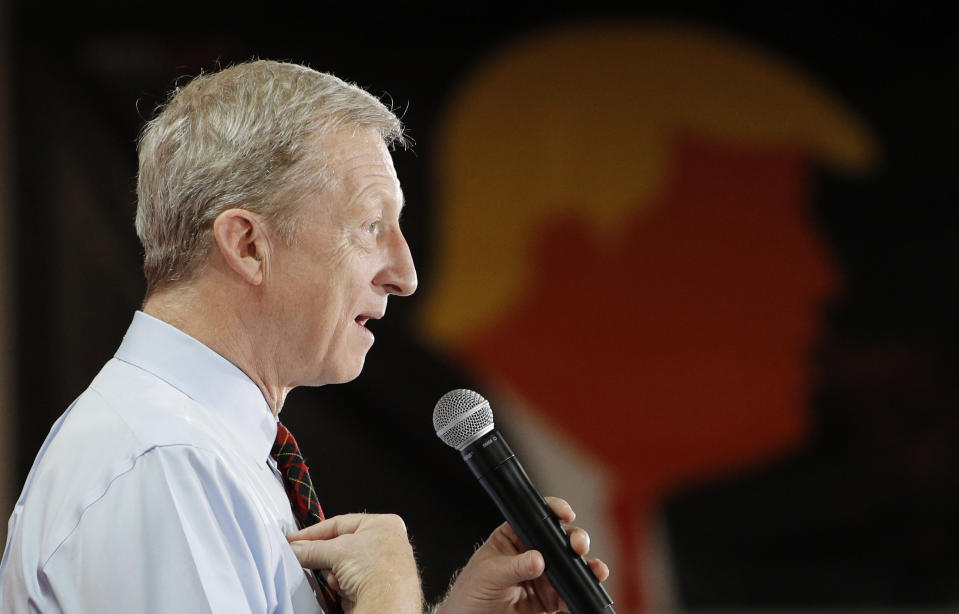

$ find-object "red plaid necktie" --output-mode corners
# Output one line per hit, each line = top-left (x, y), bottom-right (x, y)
(272, 421), (342, 613)
(272, 422), (325, 526)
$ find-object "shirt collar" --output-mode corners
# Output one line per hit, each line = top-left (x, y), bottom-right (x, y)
(114, 310), (277, 463)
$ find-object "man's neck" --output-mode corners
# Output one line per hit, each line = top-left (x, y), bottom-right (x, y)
(143, 285), (291, 415)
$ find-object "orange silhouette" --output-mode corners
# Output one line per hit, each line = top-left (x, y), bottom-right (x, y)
(421, 25), (875, 611)
(461, 138), (832, 609)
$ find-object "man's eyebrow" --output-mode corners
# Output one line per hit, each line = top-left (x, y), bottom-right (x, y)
(379, 191), (405, 213)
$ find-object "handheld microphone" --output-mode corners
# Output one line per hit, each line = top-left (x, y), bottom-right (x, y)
(433, 389), (615, 614)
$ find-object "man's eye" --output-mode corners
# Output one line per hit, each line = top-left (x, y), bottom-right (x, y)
(366, 221), (380, 234)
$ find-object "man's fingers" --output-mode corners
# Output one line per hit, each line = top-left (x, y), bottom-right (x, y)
(495, 517), (592, 561)
(544, 496), (575, 523)
(588, 557), (610, 583)
(287, 513), (420, 608)
(289, 537), (342, 570)
(287, 513), (366, 542)
(567, 525), (590, 556)
(323, 570), (340, 592)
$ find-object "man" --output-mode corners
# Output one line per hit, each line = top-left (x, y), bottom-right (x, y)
(0, 60), (607, 612)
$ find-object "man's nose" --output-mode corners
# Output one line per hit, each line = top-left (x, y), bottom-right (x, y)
(376, 229), (418, 296)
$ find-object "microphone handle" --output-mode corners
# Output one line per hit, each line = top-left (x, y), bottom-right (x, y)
(461, 430), (615, 614)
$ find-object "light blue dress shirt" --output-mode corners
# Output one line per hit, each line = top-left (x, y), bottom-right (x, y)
(0, 312), (327, 613)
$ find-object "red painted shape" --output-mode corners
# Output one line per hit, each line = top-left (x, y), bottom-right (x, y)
(459, 138), (834, 610)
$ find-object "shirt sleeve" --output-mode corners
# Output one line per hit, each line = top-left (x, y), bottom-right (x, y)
(39, 444), (295, 613)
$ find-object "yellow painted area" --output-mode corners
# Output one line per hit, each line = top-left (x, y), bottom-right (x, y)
(420, 22), (877, 347)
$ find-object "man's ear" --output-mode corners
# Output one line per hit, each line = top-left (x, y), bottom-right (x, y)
(212, 208), (271, 286)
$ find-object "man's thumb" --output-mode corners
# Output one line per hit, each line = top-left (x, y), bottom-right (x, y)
(290, 539), (337, 570)
(512, 550), (545, 582)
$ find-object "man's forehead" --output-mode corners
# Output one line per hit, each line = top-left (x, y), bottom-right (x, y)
(309, 127), (405, 209)
(319, 129), (395, 174)
(315, 126), (390, 159)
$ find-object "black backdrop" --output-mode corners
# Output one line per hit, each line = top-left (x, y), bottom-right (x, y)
(7, 2), (959, 607)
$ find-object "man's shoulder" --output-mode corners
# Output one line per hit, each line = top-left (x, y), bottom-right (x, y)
(4, 359), (245, 578)
(24, 357), (237, 523)
(80, 357), (226, 452)
(28, 357), (233, 509)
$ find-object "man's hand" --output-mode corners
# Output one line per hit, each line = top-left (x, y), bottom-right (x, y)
(287, 513), (423, 614)
(434, 497), (610, 614)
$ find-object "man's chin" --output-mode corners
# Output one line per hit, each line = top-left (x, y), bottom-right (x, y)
(322, 356), (368, 387)
(297, 347), (370, 388)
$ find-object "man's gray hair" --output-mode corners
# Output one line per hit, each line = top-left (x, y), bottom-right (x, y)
(136, 60), (406, 296)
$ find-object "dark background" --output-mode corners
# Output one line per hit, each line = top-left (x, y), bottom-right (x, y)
(5, 2), (958, 608)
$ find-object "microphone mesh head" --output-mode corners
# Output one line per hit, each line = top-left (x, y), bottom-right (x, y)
(433, 389), (495, 450)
